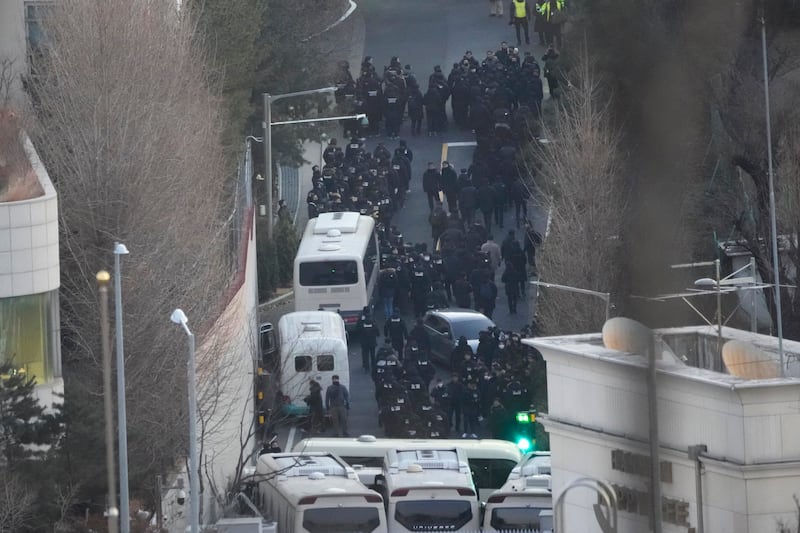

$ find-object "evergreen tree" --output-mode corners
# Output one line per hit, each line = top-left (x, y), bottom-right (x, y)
(0, 361), (60, 469)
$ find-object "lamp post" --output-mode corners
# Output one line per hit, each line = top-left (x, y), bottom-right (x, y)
(262, 87), (337, 240)
(113, 243), (130, 533)
(319, 132), (328, 169)
(96, 271), (119, 533)
(169, 309), (199, 533)
(760, 7), (786, 374)
(529, 280), (612, 321)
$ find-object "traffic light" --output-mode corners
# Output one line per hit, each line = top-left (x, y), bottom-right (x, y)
(514, 410), (537, 452)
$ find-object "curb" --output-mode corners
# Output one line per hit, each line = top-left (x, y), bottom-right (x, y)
(301, 0), (358, 43)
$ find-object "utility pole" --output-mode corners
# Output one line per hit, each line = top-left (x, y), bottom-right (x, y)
(263, 93), (273, 240)
(97, 271), (119, 533)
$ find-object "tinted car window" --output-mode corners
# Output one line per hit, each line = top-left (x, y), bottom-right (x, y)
(294, 356), (312, 372)
(317, 354), (334, 371)
(450, 317), (495, 340)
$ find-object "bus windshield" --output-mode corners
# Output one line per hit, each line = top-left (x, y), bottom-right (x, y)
(299, 260), (358, 286)
(303, 507), (381, 533)
(490, 507), (549, 531)
(395, 500), (472, 531)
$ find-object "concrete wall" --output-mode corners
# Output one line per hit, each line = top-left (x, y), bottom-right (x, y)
(196, 210), (258, 524)
(531, 329), (800, 533)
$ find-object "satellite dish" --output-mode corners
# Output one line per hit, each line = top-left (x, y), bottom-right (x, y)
(722, 340), (780, 379)
(602, 317), (652, 355)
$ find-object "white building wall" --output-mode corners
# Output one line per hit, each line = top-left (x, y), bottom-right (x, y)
(531, 329), (800, 533)
(0, 134), (60, 297)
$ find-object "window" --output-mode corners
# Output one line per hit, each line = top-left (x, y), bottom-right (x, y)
(303, 507), (381, 533)
(340, 456), (384, 468)
(469, 459), (518, 491)
(423, 315), (447, 335)
(490, 507), (549, 531)
(299, 261), (358, 286)
(316, 355), (334, 371)
(294, 356), (312, 372)
(25, 2), (53, 72)
(363, 232), (378, 286)
(0, 291), (60, 383)
(395, 500), (472, 531)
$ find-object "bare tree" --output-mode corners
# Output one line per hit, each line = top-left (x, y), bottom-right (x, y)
(523, 50), (628, 335)
(28, 0), (233, 507)
(0, 472), (35, 532)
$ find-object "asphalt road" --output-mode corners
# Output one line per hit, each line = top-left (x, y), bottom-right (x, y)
(282, 0), (550, 451)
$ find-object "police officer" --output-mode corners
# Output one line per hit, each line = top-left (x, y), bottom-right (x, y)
(359, 311), (380, 372)
(445, 374), (465, 434)
(322, 138), (344, 167)
(384, 312), (408, 358)
(462, 381), (481, 437)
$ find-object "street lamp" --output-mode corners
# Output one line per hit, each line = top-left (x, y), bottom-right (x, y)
(97, 271), (119, 533)
(113, 243), (130, 533)
(529, 280), (612, 321)
(760, 7), (786, 375)
(262, 87), (336, 239)
(169, 309), (199, 533)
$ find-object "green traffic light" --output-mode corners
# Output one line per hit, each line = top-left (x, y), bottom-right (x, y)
(516, 412), (530, 423)
(516, 437), (532, 452)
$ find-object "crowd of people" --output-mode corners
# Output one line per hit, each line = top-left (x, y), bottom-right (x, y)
(296, 37), (559, 438)
(360, 313), (544, 439)
(333, 38), (564, 143)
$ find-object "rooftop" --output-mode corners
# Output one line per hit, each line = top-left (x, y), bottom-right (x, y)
(0, 110), (44, 202)
(527, 321), (800, 389)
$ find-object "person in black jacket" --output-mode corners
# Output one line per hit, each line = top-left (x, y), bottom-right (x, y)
(445, 374), (465, 433)
(501, 261), (524, 314)
(478, 182), (495, 232)
(407, 86), (424, 136)
(440, 161), (460, 214)
(458, 181), (478, 225)
(409, 318), (432, 359)
(422, 162), (442, 211)
(359, 313), (380, 372)
(384, 312), (408, 358)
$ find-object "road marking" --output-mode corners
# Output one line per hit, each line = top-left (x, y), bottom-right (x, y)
(286, 425), (297, 452)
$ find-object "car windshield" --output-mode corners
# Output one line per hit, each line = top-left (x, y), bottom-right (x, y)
(450, 317), (494, 340)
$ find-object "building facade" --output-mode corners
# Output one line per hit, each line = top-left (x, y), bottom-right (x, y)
(528, 326), (800, 533)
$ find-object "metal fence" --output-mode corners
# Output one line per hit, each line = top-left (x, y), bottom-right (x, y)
(222, 139), (255, 280)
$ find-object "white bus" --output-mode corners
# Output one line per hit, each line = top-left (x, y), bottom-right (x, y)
(276, 311), (349, 416)
(294, 212), (379, 328)
(256, 452), (387, 533)
(291, 435), (522, 501)
(483, 453), (552, 532)
(376, 447), (481, 533)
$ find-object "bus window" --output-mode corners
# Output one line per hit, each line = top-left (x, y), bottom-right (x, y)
(303, 507), (381, 533)
(317, 355), (335, 371)
(295, 356), (312, 372)
(469, 459), (518, 492)
(490, 506), (548, 531)
(299, 261), (358, 286)
(395, 500), (473, 531)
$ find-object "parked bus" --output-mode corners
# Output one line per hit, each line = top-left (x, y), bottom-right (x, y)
(292, 435), (521, 501)
(256, 452), (387, 533)
(276, 311), (349, 416)
(375, 447), (480, 533)
(483, 452), (553, 532)
(294, 212), (379, 328)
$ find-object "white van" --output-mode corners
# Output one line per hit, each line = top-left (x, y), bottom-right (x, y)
(256, 452), (387, 533)
(277, 311), (349, 415)
(376, 447), (481, 533)
(291, 435), (522, 501)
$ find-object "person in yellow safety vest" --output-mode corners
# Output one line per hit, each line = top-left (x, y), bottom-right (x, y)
(508, 0), (531, 46)
(537, 0), (565, 49)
